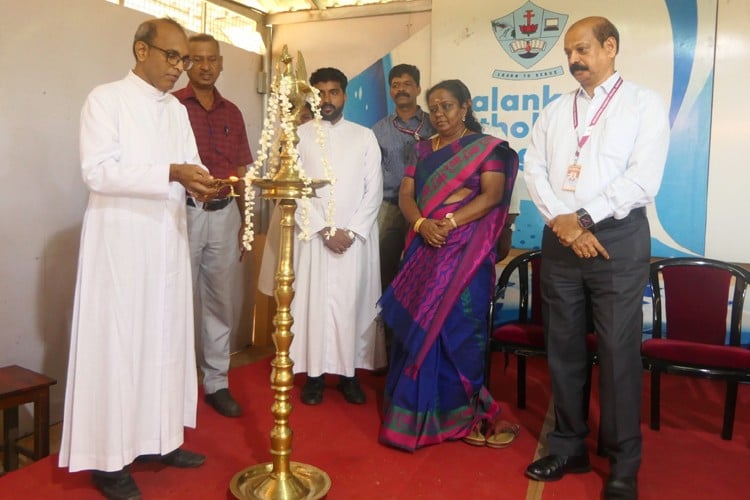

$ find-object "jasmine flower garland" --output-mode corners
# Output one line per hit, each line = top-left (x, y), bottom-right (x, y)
(242, 76), (336, 251)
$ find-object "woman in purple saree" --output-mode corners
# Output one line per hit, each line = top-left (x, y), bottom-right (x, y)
(379, 80), (519, 451)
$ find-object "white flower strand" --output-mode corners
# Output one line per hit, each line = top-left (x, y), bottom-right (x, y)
(306, 89), (337, 240)
(242, 74), (335, 250)
(241, 77), (281, 251)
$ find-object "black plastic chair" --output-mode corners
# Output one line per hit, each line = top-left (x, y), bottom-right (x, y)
(643, 257), (750, 440)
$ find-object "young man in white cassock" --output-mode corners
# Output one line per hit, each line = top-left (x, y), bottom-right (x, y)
(290, 67), (386, 406)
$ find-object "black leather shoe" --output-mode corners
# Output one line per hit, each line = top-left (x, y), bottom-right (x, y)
(205, 388), (242, 417)
(162, 448), (205, 468)
(301, 375), (325, 405)
(135, 448), (205, 468)
(92, 469), (141, 500)
(525, 454), (591, 481)
(337, 376), (366, 404)
(604, 477), (638, 500)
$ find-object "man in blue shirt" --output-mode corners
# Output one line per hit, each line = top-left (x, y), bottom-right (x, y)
(372, 64), (435, 291)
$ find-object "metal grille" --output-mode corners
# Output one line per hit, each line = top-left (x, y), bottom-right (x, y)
(105, 0), (263, 53)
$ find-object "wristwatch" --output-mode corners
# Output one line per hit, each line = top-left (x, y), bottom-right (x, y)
(576, 208), (595, 230)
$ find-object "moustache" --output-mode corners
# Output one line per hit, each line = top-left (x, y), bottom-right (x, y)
(395, 92), (410, 99)
(569, 63), (589, 73)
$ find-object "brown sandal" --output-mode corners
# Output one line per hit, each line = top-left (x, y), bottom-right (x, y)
(485, 420), (520, 449)
(462, 421), (486, 446)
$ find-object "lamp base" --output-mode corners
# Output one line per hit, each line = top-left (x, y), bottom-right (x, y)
(230, 461), (331, 500)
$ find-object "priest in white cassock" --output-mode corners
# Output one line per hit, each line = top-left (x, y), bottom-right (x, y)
(290, 67), (386, 407)
(58, 18), (218, 500)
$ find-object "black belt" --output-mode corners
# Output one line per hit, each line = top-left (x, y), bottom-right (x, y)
(186, 197), (233, 211)
(592, 207), (646, 232)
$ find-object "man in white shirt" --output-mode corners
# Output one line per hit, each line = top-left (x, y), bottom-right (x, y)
(290, 67), (386, 406)
(59, 18), (216, 500)
(523, 17), (670, 500)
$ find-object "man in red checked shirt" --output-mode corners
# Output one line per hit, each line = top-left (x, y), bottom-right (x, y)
(174, 33), (253, 418)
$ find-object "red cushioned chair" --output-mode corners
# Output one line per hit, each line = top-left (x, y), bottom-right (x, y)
(643, 257), (750, 440)
(485, 250), (598, 414)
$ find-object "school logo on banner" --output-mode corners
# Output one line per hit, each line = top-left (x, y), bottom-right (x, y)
(491, 1), (568, 80)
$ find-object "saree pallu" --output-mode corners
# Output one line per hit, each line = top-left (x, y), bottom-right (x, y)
(378, 134), (518, 451)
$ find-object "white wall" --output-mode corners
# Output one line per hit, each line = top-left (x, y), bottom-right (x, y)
(272, 12), (431, 80)
(706, 0), (750, 260)
(0, 0), (262, 429)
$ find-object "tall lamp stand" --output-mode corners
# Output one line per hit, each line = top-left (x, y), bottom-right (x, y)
(230, 47), (331, 500)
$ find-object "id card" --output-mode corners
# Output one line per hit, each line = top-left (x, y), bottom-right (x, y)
(562, 164), (581, 192)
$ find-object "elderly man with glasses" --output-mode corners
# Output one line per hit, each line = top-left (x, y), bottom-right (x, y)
(58, 17), (215, 500)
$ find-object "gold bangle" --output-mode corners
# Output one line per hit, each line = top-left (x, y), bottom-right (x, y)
(445, 212), (458, 229)
(413, 217), (426, 233)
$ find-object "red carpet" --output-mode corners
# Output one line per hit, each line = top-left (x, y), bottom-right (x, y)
(1, 354), (749, 499)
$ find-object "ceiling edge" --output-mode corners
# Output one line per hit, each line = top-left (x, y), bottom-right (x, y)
(266, 0), (431, 26)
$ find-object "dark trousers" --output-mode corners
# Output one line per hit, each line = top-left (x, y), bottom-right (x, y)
(541, 209), (649, 478)
(378, 200), (408, 360)
(378, 201), (408, 292)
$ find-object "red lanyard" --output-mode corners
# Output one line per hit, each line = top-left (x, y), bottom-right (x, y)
(392, 113), (425, 140)
(572, 76), (623, 164)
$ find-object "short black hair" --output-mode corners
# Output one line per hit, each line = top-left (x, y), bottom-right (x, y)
(188, 33), (221, 53)
(310, 67), (348, 92)
(388, 64), (420, 86)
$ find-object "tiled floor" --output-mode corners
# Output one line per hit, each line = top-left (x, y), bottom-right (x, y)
(0, 344), (276, 475)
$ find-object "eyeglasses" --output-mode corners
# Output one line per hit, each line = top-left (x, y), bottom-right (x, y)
(146, 43), (193, 70)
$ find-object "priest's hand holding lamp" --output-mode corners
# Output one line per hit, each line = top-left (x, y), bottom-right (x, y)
(169, 162), (218, 201)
